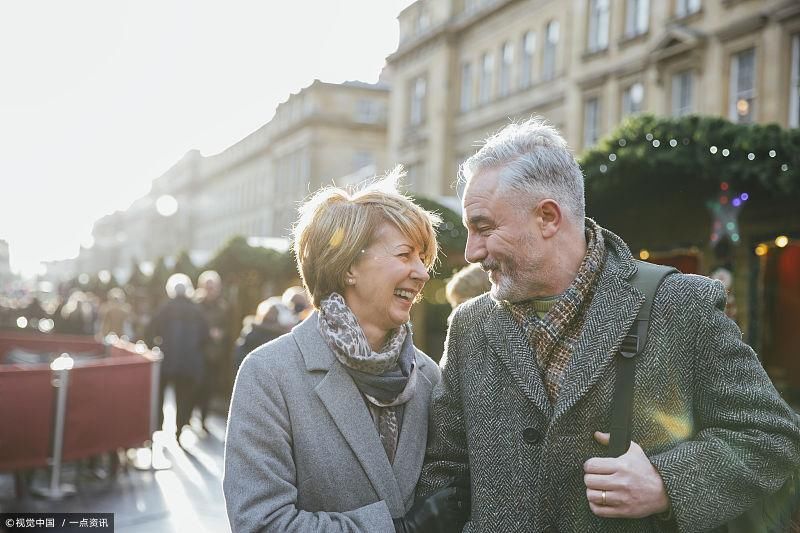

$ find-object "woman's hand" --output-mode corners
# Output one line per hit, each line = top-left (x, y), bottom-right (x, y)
(393, 476), (470, 533)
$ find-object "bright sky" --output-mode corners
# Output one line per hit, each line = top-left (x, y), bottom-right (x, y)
(0, 0), (415, 278)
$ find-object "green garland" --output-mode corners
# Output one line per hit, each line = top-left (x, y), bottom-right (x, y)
(581, 114), (800, 207)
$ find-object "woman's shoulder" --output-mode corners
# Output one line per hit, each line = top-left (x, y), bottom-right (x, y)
(239, 329), (302, 376)
(413, 347), (441, 383)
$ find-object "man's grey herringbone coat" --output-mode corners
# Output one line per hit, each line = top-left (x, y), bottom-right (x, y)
(417, 227), (800, 533)
(224, 315), (440, 532)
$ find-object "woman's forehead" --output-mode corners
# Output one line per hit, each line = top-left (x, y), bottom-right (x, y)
(371, 221), (419, 249)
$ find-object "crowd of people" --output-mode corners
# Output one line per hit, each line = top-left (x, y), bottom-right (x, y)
(0, 269), (316, 440)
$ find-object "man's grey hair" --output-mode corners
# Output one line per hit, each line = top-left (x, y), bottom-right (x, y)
(459, 117), (585, 222)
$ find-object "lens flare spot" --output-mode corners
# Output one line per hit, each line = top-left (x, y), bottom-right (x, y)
(653, 410), (693, 440)
(329, 227), (345, 248)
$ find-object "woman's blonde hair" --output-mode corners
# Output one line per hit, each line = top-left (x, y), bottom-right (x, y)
(293, 167), (441, 308)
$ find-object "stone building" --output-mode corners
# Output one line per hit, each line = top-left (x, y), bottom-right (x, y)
(79, 79), (389, 277)
(386, 0), (800, 198)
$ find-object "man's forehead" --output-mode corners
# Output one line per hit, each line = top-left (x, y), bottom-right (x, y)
(464, 166), (506, 199)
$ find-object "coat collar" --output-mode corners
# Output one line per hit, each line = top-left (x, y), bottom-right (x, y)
(552, 227), (644, 420)
(291, 313), (432, 514)
(484, 301), (553, 419)
(481, 226), (646, 422)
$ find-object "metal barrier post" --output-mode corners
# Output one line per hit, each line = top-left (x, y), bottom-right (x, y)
(35, 353), (76, 500)
(134, 345), (170, 470)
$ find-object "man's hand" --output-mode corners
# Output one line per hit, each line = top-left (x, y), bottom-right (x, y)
(583, 431), (670, 519)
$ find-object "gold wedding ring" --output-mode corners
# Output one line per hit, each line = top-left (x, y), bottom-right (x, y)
(601, 490), (607, 505)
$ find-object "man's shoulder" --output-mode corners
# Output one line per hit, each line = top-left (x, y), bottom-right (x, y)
(451, 293), (496, 326)
(654, 270), (724, 306)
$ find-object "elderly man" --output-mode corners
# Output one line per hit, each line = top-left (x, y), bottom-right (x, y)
(417, 118), (800, 531)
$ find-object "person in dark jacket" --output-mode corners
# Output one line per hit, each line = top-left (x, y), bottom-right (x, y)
(149, 273), (209, 437)
(195, 270), (230, 430)
(232, 297), (289, 376)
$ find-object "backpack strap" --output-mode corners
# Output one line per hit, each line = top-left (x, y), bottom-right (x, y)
(608, 260), (677, 457)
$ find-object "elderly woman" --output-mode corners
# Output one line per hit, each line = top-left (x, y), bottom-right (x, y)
(223, 173), (468, 532)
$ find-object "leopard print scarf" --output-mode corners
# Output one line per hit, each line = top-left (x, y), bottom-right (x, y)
(317, 292), (417, 463)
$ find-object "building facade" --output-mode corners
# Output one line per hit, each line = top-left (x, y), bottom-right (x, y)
(78, 80), (389, 278)
(387, 0), (800, 198)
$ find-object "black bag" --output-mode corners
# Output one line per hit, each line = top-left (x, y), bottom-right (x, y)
(611, 260), (800, 532)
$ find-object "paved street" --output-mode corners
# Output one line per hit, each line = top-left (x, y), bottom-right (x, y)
(0, 392), (231, 533)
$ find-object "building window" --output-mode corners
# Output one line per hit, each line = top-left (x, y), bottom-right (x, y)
(790, 34), (800, 128)
(417, 6), (430, 34)
(625, 0), (649, 38)
(543, 21), (559, 81)
(729, 48), (756, 124)
(409, 76), (427, 126)
(460, 62), (473, 112)
(671, 70), (694, 117)
(675, 0), (700, 18)
(622, 82), (644, 116)
(588, 0), (610, 52)
(520, 31), (536, 89)
(355, 99), (381, 123)
(584, 97), (600, 147)
(499, 42), (514, 97)
(479, 52), (494, 104)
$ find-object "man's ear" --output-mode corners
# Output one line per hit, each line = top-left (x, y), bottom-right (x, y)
(536, 199), (562, 238)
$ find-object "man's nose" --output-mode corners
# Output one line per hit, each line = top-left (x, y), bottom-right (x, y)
(465, 233), (486, 264)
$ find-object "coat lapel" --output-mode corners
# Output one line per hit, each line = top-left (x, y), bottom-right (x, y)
(552, 256), (643, 422)
(392, 354), (434, 508)
(485, 304), (553, 418)
(293, 315), (404, 515)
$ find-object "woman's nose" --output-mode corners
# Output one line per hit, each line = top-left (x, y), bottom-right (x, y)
(411, 256), (430, 283)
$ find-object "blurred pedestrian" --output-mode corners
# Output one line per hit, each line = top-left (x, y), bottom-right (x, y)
(281, 285), (312, 323)
(224, 172), (468, 532)
(232, 297), (289, 376)
(710, 267), (738, 324)
(445, 263), (490, 308)
(149, 273), (209, 437)
(97, 287), (133, 340)
(57, 290), (95, 335)
(194, 270), (230, 430)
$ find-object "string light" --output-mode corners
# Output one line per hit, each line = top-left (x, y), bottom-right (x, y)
(775, 236), (789, 248)
(754, 244), (768, 256)
(639, 249), (650, 260)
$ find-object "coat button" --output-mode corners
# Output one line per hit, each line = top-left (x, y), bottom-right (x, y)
(522, 427), (541, 444)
